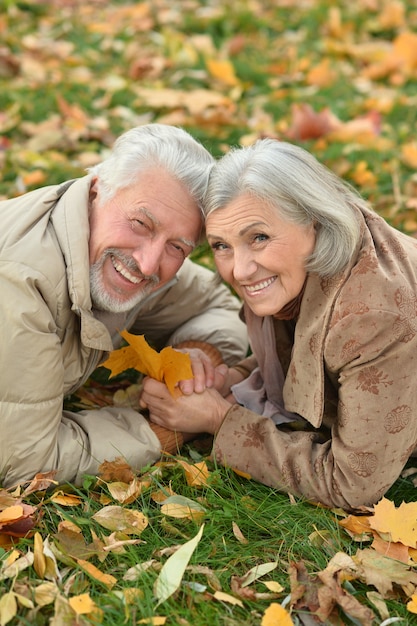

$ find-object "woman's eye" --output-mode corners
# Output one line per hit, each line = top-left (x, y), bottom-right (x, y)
(253, 233), (268, 243)
(211, 241), (228, 252)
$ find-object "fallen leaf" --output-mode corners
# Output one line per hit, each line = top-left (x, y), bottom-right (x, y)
(98, 457), (135, 484)
(160, 495), (206, 522)
(353, 548), (417, 597)
(68, 593), (97, 615)
(0, 550), (34, 581)
(213, 590), (244, 607)
(261, 602), (294, 625)
(407, 593), (417, 614)
(49, 491), (83, 506)
(240, 562), (278, 588)
(232, 521), (248, 544)
(92, 505), (148, 535)
(368, 498), (417, 548)
(262, 580), (285, 593)
(106, 478), (143, 504)
(76, 558), (117, 589)
(34, 582), (59, 607)
(0, 592), (17, 626)
(154, 524), (204, 606)
(177, 460), (210, 487)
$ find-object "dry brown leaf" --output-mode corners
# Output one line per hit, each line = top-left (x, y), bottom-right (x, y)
(232, 520), (248, 544)
(353, 548), (417, 597)
(98, 457), (135, 484)
(106, 478), (144, 504)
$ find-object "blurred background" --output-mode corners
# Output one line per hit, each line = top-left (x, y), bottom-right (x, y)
(1, 0), (416, 250)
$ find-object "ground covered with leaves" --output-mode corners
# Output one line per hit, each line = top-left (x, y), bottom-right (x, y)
(1, 0), (417, 624)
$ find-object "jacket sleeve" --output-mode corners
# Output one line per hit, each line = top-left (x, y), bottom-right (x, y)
(0, 265), (161, 488)
(213, 308), (417, 511)
(130, 259), (248, 365)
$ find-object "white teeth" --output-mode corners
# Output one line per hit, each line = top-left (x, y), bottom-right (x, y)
(245, 277), (276, 293)
(112, 257), (142, 284)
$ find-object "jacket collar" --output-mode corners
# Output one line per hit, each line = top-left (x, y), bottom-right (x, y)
(51, 176), (114, 352)
(283, 211), (366, 428)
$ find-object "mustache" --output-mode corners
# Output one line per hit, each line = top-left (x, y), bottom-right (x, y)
(104, 248), (160, 285)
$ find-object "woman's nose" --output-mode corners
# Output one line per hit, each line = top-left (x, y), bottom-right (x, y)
(232, 248), (257, 282)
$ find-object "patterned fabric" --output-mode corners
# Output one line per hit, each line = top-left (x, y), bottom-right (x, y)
(213, 206), (417, 511)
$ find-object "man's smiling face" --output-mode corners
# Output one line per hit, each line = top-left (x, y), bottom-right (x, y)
(88, 167), (202, 312)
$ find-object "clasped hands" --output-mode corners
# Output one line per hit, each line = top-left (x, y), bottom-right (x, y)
(139, 346), (242, 435)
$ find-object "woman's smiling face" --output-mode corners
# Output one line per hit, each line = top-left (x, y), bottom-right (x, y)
(206, 193), (316, 317)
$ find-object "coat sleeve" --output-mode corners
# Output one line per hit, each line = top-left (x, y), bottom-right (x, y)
(130, 259), (248, 365)
(213, 308), (417, 511)
(0, 265), (161, 489)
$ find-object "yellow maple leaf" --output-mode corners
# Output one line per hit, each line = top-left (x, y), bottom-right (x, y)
(177, 460), (210, 487)
(101, 331), (193, 397)
(368, 498), (417, 548)
(68, 593), (97, 615)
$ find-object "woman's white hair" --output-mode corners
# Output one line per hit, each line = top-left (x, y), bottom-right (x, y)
(88, 124), (214, 212)
(205, 139), (369, 277)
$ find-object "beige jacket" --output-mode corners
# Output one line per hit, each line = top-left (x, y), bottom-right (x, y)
(214, 206), (417, 510)
(0, 176), (247, 488)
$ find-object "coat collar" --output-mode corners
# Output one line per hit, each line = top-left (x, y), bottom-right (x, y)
(50, 176), (115, 352)
(282, 211), (366, 428)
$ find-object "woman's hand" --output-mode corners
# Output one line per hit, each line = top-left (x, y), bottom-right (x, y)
(140, 377), (232, 435)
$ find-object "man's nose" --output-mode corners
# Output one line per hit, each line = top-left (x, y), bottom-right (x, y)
(132, 239), (164, 278)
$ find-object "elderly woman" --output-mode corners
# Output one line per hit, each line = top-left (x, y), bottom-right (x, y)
(140, 139), (417, 511)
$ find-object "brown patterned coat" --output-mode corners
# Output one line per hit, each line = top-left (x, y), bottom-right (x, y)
(213, 206), (417, 510)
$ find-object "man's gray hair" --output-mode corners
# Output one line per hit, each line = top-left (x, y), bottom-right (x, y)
(88, 124), (214, 212)
(205, 139), (368, 277)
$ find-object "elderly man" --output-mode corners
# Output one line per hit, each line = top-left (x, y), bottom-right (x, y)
(0, 124), (247, 488)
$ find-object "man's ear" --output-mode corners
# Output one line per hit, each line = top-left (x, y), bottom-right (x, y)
(89, 176), (99, 205)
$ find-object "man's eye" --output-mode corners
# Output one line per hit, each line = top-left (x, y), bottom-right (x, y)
(131, 218), (147, 231)
(169, 242), (186, 258)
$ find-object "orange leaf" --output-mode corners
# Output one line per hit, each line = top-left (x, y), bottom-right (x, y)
(407, 593), (417, 614)
(206, 59), (239, 86)
(76, 558), (117, 588)
(177, 460), (210, 487)
(68, 593), (97, 615)
(102, 331), (193, 397)
(262, 602), (294, 625)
